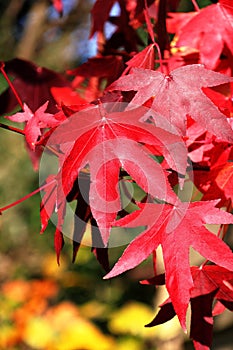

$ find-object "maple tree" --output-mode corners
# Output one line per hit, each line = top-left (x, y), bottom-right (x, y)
(1, 0), (233, 348)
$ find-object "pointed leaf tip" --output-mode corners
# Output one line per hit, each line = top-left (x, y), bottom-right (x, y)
(72, 241), (81, 263)
(54, 229), (64, 266)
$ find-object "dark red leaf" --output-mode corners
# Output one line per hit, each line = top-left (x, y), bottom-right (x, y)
(145, 298), (176, 327)
(142, 265), (233, 349)
(67, 56), (124, 86)
(90, 0), (116, 37)
(0, 58), (70, 114)
(67, 175), (92, 263)
(190, 292), (216, 350)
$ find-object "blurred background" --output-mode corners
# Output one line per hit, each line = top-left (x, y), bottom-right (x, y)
(0, 1), (233, 349)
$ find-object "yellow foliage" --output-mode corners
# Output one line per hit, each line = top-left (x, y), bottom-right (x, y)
(109, 300), (182, 342)
(23, 301), (115, 350)
(108, 301), (156, 339)
(54, 318), (115, 350)
(22, 317), (54, 349)
(0, 325), (20, 348)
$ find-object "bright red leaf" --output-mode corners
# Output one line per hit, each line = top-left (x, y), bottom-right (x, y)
(104, 200), (233, 329)
(193, 143), (233, 206)
(39, 175), (65, 264)
(166, 11), (197, 34)
(200, 163), (233, 206)
(123, 44), (156, 74)
(109, 64), (233, 142)
(50, 87), (87, 106)
(203, 84), (233, 119)
(6, 102), (61, 150)
(46, 104), (187, 244)
(40, 175), (57, 234)
(175, 0), (233, 70)
(191, 265), (233, 302)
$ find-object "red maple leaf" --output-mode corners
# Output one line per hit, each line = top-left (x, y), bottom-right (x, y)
(193, 143), (233, 206)
(196, 163), (233, 206)
(6, 102), (61, 150)
(50, 87), (87, 106)
(40, 173), (110, 268)
(191, 266), (233, 309)
(67, 56), (124, 86)
(90, 0), (116, 37)
(109, 64), (233, 142)
(123, 44), (156, 74)
(40, 175), (57, 234)
(185, 117), (214, 163)
(0, 58), (70, 114)
(142, 265), (233, 349)
(104, 200), (233, 329)
(105, 9), (144, 54)
(174, 0), (233, 70)
(45, 104), (187, 245)
(143, 292), (216, 350)
(166, 11), (197, 34)
(39, 175), (65, 264)
(90, 0), (154, 38)
(203, 84), (233, 119)
(187, 265), (232, 348)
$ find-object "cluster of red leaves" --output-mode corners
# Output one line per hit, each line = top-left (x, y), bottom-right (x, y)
(1, 1), (233, 349)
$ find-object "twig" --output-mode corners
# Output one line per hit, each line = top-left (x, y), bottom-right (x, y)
(0, 122), (25, 135)
(191, 0), (200, 12)
(0, 62), (24, 110)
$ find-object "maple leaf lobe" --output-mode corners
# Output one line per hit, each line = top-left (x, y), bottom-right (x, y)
(109, 65), (233, 142)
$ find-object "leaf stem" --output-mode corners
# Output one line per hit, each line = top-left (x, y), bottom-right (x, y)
(143, 1), (164, 73)
(143, 0), (155, 44)
(154, 43), (164, 74)
(157, 0), (169, 59)
(152, 250), (157, 275)
(0, 62), (24, 111)
(0, 179), (56, 214)
(0, 122), (61, 157)
(45, 145), (62, 157)
(0, 122), (25, 135)
(191, 0), (200, 11)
